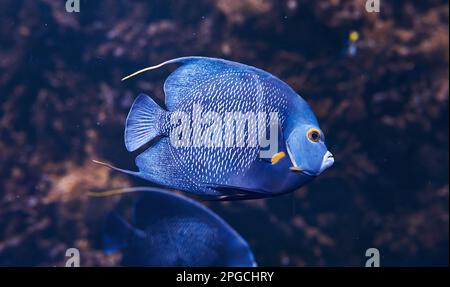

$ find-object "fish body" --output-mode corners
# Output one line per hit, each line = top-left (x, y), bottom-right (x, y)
(107, 57), (334, 199)
(104, 189), (256, 267)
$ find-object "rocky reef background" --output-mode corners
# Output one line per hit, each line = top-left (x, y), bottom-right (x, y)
(0, 0), (448, 266)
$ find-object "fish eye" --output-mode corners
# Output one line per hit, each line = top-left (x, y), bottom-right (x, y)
(307, 128), (321, 143)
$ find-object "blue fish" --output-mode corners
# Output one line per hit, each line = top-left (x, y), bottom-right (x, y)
(97, 57), (334, 200)
(104, 188), (256, 267)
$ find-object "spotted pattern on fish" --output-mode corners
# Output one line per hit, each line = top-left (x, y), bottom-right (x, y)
(160, 70), (288, 193)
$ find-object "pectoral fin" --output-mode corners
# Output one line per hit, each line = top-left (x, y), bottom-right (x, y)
(271, 151), (286, 165)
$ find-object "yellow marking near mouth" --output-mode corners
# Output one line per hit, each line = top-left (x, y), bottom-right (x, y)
(289, 166), (303, 172)
(271, 151), (286, 165)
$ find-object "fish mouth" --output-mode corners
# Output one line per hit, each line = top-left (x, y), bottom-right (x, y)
(289, 151), (334, 176)
(317, 151), (334, 175)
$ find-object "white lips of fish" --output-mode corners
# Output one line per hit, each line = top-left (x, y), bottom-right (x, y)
(317, 150), (334, 175)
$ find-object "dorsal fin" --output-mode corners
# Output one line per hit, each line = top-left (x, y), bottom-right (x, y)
(163, 57), (232, 110)
(122, 57), (268, 111)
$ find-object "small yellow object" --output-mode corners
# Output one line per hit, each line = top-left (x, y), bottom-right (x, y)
(271, 151), (286, 165)
(289, 166), (302, 172)
(349, 31), (359, 43)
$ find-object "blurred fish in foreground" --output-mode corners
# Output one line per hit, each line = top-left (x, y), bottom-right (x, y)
(103, 188), (256, 267)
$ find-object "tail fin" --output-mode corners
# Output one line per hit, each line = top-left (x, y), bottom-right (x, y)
(125, 94), (166, 152)
(103, 213), (133, 254)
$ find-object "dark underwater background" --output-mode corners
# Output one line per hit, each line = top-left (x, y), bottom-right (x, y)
(0, 0), (448, 266)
